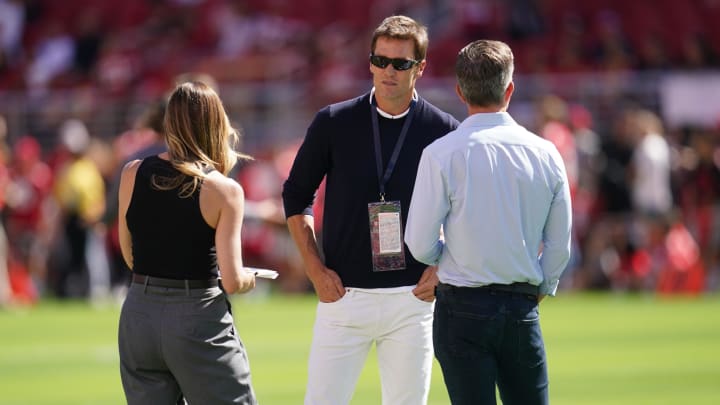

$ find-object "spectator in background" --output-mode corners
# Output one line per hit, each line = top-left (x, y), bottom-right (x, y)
(628, 109), (672, 216)
(282, 15), (459, 404)
(598, 110), (635, 216)
(405, 39), (572, 405)
(4, 135), (52, 296)
(49, 119), (106, 298)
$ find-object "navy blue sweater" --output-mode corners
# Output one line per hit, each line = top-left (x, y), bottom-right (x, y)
(283, 92), (459, 288)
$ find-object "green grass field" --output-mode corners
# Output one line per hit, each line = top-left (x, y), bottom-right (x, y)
(1, 291), (719, 404)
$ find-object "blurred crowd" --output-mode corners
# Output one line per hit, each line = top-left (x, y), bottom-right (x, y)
(532, 97), (719, 294)
(1, 0), (719, 97)
(1, 0), (720, 306)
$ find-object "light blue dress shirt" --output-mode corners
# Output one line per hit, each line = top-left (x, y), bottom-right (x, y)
(405, 112), (572, 296)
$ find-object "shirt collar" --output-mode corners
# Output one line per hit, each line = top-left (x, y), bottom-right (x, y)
(459, 112), (518, 129)
(369, 87), (418, 119)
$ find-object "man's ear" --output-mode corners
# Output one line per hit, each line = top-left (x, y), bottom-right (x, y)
(505, 81), (515, 104)
(416, 59), (427, 78)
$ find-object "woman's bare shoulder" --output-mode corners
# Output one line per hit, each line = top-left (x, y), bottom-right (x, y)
(119, 159), (142, 187)
(121, 159), (142, 175)
(202, 171), (244, 202)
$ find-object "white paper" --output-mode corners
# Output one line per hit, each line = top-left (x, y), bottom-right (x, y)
(377, 212), (402, 254)
(245, 267), (279, 279)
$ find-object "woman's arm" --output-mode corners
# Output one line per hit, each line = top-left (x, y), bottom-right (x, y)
(118, 160), (141, 270)
(208, 174), (255, 294)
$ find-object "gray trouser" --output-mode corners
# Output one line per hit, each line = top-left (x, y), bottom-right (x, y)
(119, 282), (257, 404)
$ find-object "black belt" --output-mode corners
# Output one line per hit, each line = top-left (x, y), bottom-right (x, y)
(437, 282), (539, 297)
(132, 274), (219, 289)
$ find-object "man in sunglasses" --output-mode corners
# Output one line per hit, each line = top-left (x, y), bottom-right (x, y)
(282, 15), (459, 405)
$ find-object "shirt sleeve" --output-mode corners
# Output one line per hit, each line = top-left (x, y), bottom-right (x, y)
(404, 147), (448, 265)
(282, 108), (331, 218)
(539, 150), (573, 296)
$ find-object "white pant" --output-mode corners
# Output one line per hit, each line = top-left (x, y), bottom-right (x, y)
(305, 287), (435, 405)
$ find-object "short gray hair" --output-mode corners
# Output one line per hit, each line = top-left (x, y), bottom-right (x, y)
(455, 40), (514, 107)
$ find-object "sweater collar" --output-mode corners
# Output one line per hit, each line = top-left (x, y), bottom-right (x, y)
(369, 87), (418, 119)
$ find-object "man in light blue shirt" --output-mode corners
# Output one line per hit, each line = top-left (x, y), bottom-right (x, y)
(405, 40), (572, 405)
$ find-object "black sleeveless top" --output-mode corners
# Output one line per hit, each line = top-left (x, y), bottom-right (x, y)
(126, 156), (218, 279)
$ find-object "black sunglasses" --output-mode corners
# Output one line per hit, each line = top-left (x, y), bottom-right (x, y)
(369, 54), (419, 71)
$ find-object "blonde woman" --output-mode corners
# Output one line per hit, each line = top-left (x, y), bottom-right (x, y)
(117, 81), (257, 404)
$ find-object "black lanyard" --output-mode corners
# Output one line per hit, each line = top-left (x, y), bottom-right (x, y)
(371, 97), (417, 202)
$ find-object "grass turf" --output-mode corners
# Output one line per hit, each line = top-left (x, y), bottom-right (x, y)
(1, 291), (719, 404)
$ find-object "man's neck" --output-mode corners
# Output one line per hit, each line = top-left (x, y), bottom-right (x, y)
(376, 97), (412, 116)
(371, 87), (417, 116)
(467, 104), (506, 116)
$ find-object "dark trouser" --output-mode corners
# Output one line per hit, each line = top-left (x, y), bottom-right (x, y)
(434, 283), (548, 405)
(119, 280), (257, 405)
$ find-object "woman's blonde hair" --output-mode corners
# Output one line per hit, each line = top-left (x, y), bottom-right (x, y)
(154, 81), (250, 197)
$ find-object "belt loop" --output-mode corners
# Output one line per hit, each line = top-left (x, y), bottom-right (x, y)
(185, 280), (190, 296)
(143, 275), (149, 294)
